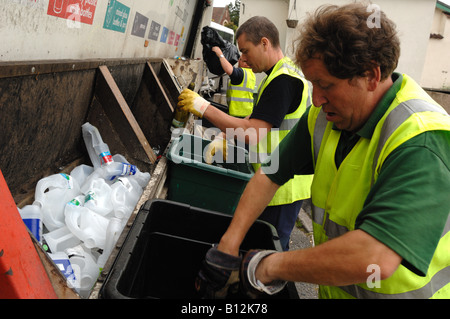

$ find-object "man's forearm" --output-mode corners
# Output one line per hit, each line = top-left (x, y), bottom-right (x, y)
(256, 229), (403, 286)
(218, 169), (280, 256)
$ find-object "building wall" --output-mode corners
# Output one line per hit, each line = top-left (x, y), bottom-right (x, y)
(0, 0), (201, 62)
(422, 8), (450, 91)
(240, 0), (436, 85)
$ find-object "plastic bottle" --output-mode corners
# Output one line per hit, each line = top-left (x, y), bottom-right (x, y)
(66, 245), (100, 298)
(83, 178), (113, 217)
(34, 173), (80, 231)
(64, 198), (109, 250)
(131, 169), (151, 188)
(82, 122), (113, 169)
(48, 252), (77, 289)
(100, 162), (138, 182)
(111, 154), (151, 187)
(43, 225), (82, 253)
(110, 177), (143, 219)
(18, 204), (43, 243)
(70, 164), (94, 189)
(97, 217), (123, 269)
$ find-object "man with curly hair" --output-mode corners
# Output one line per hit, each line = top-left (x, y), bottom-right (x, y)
(196, 3), (450, 299)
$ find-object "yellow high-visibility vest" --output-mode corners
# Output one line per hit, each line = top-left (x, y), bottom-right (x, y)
(226, 68), (256, 117)
(308, 74), (450, 298)
(251, 57), (313, 206)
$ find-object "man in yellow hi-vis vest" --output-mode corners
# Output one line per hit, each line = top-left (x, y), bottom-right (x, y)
(189, 3), (450, 299)
(212, 46), (256, 118)
(178, 16), (313, 258)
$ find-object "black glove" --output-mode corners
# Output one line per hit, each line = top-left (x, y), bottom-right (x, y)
(195, 245), (242, 299)
(240, 249), (287, 299)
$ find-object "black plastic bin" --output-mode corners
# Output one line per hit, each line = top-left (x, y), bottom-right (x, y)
(100, 199), (299, 299)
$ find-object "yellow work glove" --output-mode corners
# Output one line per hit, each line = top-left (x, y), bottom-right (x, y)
(177, 88), (210, 118)
(204, 137), (228, 164)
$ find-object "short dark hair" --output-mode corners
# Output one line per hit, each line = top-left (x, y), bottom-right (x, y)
(295, 3), (400, 80)
(236, 16), (280, 48)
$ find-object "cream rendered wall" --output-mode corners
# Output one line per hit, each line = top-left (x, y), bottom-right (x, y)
(0, 0), (201, 62)
(239, 0), (289, 85)
(421, 8), (450, 91)
(240, 0), (436, 84)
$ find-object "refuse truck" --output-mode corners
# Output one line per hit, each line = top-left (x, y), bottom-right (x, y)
(0, 1), (299, 300)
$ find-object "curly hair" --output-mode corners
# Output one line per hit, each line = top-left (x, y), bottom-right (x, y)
(295, 3), (400, 80)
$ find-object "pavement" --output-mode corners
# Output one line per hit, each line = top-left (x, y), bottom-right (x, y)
(288, 199), (319, 299)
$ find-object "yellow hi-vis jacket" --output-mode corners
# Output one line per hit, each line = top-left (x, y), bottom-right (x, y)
(251, 57), (313, 206)
(226, 68), (256, 117)
(307, 74), (450, 298)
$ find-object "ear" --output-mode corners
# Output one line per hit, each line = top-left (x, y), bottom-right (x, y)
(260, 37), (270, 50)
(366, 64), (381, 91)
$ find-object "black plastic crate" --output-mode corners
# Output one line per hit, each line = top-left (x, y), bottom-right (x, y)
(100, 199), (299, 299)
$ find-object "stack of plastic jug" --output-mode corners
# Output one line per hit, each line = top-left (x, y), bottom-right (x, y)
(17, 122), (151, 298)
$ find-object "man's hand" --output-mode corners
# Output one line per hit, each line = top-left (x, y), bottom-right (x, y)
(240, 250), (287, 299)
(212, 46), (223, 57)
(204, 137), (228, 164)
(195, 245), (242, 299)
(177, 88), (210, 118)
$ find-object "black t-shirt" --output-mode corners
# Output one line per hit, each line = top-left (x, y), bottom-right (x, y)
(250, 67), (304, 128)
(229, 67), (245, 85)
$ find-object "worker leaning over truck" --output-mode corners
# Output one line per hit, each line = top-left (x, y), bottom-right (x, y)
(192, 3), (450, 299)
(211, 45), (256, 118)
(178, 16), (313, 254)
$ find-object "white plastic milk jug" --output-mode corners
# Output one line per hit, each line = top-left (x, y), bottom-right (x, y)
(110, 177), (143, 219)
(64, 199), (109, 249)
(82, 122), (113, 169)
(34, 173), (80, 231)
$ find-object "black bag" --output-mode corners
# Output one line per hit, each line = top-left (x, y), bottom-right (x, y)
(201, 26), (240, 76)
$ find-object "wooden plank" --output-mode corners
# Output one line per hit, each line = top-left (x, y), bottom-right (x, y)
(145, 62), (176, 114)
(0, 58), (149, 80)
(131, 63), (174, 154)
(96, 65), (157, 164)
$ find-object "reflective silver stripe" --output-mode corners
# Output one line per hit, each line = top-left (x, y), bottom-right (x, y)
(280, 62), (303, 77)
(228, 96), (254, 103)
(312, 204), (349, 238)
(242, 69), (248, 87)
(312, 205), (325, 225)
(442, 214), (450, 239)
(313, 110), (328, 164)
(279, 117), (300, 131)
(323, 214), (349, 239)
(229, 86), (255, 93)
(372, 99), (449, 185)
(339, 265), (450, 299)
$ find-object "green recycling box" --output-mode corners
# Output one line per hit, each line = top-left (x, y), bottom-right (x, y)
(167, 133), (254, 214)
